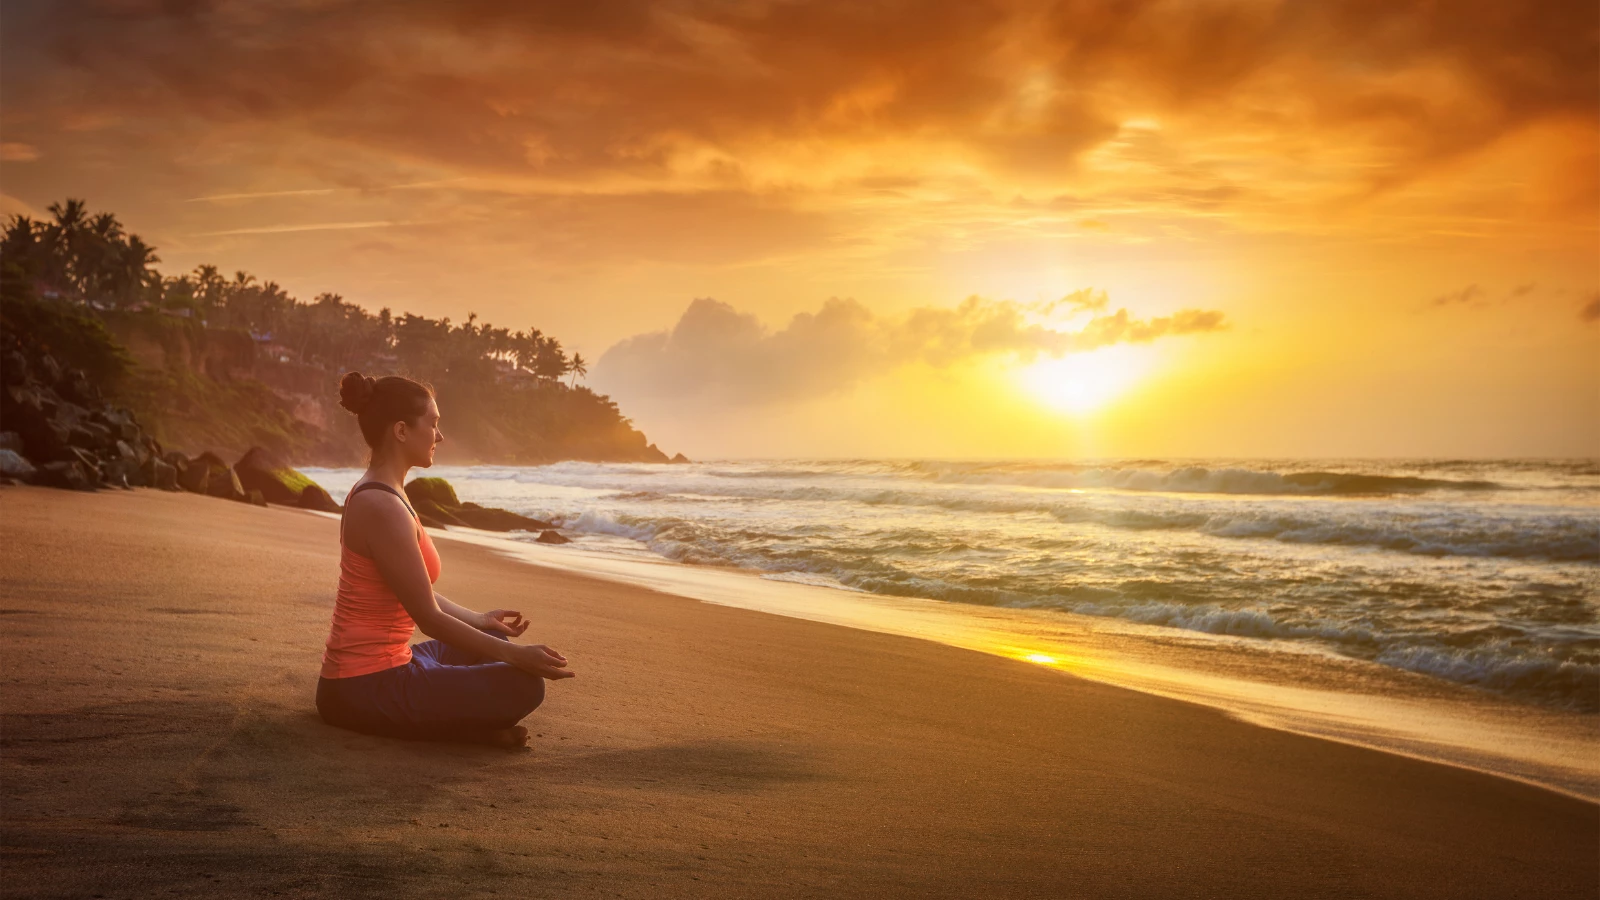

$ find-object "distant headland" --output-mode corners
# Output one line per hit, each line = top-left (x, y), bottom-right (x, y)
(1, 199), (686, 469)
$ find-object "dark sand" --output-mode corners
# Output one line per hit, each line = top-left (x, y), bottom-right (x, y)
(1, 486), (1595, 898)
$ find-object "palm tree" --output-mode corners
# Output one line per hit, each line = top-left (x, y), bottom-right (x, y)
(568, 352), (587, 387)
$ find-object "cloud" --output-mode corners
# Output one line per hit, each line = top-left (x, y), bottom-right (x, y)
(3, 0), (1593, 225)
(197, 220), (398, 236)
(0, 142), (39, 162)
(593, 293), (1226, 407)
(1580, 292), (1600, 323)
(188, 188), (340, 202)
(1429, 285), (1486, 308)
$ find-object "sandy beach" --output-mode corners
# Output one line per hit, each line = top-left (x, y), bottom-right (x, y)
(1, 485), (1595, 899)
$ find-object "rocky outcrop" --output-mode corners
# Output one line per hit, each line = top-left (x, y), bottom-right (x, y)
(191, 452), (247, 502)
(535, 530), (572, 544)
(297, 483), (341, 513)
(403, 476), (562, 536)
(0, 340), (164, 492)
(670, 452), (691, 464)
(234, 446), (341, 511)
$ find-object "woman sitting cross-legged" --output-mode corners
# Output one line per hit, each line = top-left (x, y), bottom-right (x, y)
(315, 371), (574, 749)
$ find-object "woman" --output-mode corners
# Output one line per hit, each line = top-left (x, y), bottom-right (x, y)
(315, 372), (573, 749)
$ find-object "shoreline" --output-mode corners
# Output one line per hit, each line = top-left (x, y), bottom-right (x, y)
(3, 486), (1596, 898)
(421, 522), (1600, 803)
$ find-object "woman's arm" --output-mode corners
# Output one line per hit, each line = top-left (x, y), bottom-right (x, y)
(436, 593), (531, 638)
(357, 495), (572, 679)
(435, 594), (486, 628)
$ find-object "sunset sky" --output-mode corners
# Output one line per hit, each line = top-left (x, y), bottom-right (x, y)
(3, 0), (1595, 459)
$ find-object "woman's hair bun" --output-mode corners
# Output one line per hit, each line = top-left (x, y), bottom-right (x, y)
(338, 371), (377, 414)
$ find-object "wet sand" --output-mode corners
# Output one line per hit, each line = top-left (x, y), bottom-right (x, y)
(1, 485), (1595, 898)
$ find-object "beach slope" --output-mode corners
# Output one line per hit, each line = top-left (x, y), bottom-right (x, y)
(1, 486), (1595, 898)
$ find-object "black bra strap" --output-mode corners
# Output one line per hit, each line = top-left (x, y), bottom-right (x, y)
(347, 481), (418, 519)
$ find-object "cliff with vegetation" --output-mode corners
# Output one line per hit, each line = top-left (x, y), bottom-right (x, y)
(1, 200), (678, 466)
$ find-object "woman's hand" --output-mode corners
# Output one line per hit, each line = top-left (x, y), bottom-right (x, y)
(480, 609), (530, 637)
(510, 643), (575, 680)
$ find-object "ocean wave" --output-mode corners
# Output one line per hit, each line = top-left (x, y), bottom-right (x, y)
(912, 462), (1503, 496)
(1066, 601), (1598, 711)
(1374, 645), (1600, 711)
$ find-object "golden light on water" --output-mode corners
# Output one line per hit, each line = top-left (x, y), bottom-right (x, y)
(1017, 346), (1153, 414)
(1023, 653), (1061, 666)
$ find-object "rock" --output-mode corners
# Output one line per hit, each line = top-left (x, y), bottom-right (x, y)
(2, 350), (27, 386)
(103, 465), (133, 490)
(65, 447), (103, 485)
(175, 455), (209, 494)
(453, 502), (555, 532)
(4, 386), (70, 461)
(114, 439), (138, 462)
(417, 512), (451, 529)
(410, 497), (468, 527)
(0, 449), (36, 481)
(403, 477), (554, 532)
(60, 368), (96, 405)
(535, 530), (572, 545)
(69, 422), (111, 451)
(405, 477), (461, 509)
(247, 488), (267, 507)
(36, 460), (93, 491)
(234, 446), (335, 508)
(190, 452), (246, 501)
(0, 431), (21, 452)
(38, 354), (61, 386)
(142, 456), (178, 491)
(670, 452), (690, 464)
(296, 483), (342, 513)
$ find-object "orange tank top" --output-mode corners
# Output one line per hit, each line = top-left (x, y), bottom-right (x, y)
(321, 482), (442, 679)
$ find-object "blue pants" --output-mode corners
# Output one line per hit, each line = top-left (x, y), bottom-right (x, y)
(316, 630), (546, 740)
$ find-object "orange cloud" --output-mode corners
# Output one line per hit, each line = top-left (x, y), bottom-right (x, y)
(593, 293), (1226, 407)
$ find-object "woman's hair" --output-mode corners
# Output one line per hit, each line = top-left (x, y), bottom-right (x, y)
(338, 372), (434, 458)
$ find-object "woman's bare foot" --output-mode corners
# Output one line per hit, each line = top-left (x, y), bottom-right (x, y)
(479, 725), (529, 750)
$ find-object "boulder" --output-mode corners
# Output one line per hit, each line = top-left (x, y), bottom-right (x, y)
(234, 446), (334, 508)
(175, 455), (209, 494)
(296, 483), (342, 513)
(65, 447), (103, 485)
(403, 477), (555, 532)
(37, 353), (61, 386)
(60, 368), (96, 405)
(454, 502), (555, 532)
(190, 452), (246, 501)
(410, 497), (468, 528)
(535, 530), (572, 545)
(69, 422), (111, 452)
(405, 477), (461, 509)
(670, 453), (691, 464)
(142, 456), (178, 491)
(36, 460), (93, 491)
(4, 386), (70, 461)
(247, 488), (267, 507)
(2, 350), (27, 386)
(403, 478), (468, 527)
(0, 449), (36, 481)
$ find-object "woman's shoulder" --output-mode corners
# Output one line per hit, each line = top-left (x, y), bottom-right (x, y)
(344, 482), (415, 524)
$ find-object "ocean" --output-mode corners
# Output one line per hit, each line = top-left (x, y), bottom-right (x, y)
(310, 458), (1597, 709)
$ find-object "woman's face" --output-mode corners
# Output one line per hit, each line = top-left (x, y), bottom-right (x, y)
(396, 397), (443, 468)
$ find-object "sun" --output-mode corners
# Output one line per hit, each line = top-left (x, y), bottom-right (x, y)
(1018, 345), (1152, 414)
